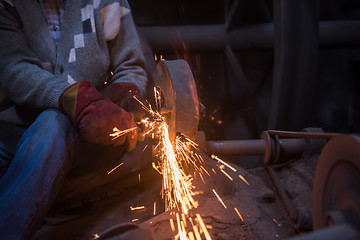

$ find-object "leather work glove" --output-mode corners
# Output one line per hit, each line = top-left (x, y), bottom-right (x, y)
(101, 83), (146, 122)
(59, 81), (138, 150)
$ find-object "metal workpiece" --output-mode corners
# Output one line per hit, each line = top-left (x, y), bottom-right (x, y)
(199, 130), (312, 165)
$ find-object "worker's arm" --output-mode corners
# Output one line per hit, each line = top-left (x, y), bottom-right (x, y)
(0, 2), (69, 110)
(101, 0), (147, 121)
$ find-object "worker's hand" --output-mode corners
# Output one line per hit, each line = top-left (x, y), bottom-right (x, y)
(101, 83), (146, 122)
(59, 81), (137, 150)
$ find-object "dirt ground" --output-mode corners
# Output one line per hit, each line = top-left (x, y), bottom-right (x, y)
(33, 150), (307, 240)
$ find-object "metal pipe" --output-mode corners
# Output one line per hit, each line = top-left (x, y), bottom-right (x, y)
(206, 138), (306, 157)
(268, 130), (339, 139)
(279, 138), (307, 156)
(137, 21), (360, 53)
(206, 139), (266, 156)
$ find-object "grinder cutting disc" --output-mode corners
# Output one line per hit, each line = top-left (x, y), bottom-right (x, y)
(152, 59), (200, 143)
(312, 134), (360, 231)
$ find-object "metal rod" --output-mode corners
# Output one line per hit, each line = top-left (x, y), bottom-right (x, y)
(206, 138), (306, 157)
(279, 138), (307, 156)
(268, 130), (339, 139)
(266, 166), (294, 216)
(206, 139), (266, 156)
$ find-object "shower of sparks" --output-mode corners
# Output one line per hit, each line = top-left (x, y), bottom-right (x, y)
(107, 162), (124, 175)
(132, 219), (139, 222)
(234, 207), (244, 222)
(212, 189), (227, 209)
(153, 202), (157, 215)
(110, 88), (212, 240)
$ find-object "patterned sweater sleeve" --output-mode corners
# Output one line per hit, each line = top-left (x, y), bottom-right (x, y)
(0, 3), (69, 110)
(104, 0), (147, 96)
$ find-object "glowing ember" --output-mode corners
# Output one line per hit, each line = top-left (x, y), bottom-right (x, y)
(91, 233), (100, 239)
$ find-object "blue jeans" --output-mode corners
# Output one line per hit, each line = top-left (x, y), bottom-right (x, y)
(0, 109), (127, 239)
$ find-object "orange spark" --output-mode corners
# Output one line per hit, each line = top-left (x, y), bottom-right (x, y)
(91, 233), (100, 239)
(130, 206), (145, 211)
(188, 232), (195, 240)
(110, 127), (138, 140)
(273, 218), (282, 227)
(107, 162), (124, 175)
(192, 225), (201, 240)
(234, 207), (244, 222)
(211, 155), (237, 172)
(196, 214), (212, 240)
(212, 189), (227, 209)
(169, 218), (176, 232)
(239, 174), (250, 186)
(199, 172), (205, 183)
(201, 166), (210, 176)
(220, 169), (233, 181)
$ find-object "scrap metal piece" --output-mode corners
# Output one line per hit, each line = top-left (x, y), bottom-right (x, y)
(312, 135), (360, 231)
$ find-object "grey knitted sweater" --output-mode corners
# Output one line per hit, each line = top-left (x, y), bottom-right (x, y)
(0, 0), (147, 126)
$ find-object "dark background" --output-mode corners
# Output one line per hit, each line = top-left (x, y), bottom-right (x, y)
(128, 0), (360, 143)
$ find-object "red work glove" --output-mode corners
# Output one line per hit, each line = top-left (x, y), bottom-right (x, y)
(101, 83), (146, 122)
(59, 81), (137, 150)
